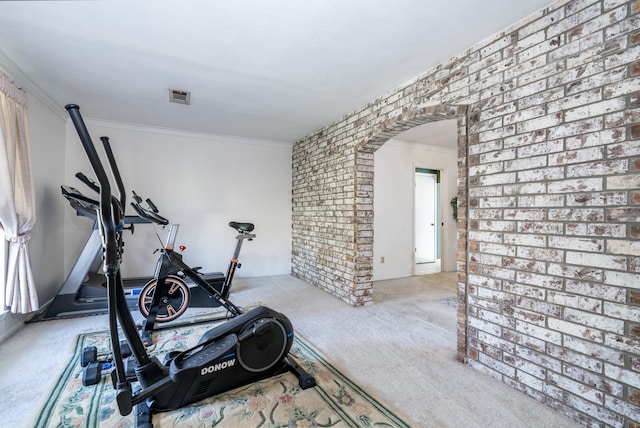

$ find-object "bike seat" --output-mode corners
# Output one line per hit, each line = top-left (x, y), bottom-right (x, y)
(229, 222), (254, 233)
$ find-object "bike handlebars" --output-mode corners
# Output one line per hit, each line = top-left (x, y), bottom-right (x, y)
(130, 200), (170, 226)
(145, 198), (159, 213)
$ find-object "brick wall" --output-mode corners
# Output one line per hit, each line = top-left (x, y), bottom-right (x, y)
(292, 0), (640, 425)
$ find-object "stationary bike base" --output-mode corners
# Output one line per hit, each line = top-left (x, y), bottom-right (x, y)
(138, 272), (232, 347)
(186, 273), (226, 307)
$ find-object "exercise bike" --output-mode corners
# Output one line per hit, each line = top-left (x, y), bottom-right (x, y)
(65, 104), (315, 427)
(130, 194), (256, 345)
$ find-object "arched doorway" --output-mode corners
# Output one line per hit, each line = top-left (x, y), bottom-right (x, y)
(354, 104), (470, 362)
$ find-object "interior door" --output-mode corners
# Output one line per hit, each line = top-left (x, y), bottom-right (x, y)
(415, 171), (437, 264)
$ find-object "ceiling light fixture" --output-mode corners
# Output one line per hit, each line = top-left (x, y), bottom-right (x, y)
(169, 88), (191, 105)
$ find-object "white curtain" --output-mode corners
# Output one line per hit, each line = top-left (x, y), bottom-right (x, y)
(0, 70), (38, 313)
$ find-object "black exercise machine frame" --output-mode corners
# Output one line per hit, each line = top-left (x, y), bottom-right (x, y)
(65, 104), (315, 425)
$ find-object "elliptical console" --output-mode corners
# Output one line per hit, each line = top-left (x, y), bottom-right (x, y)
(64, 104), (315, 425)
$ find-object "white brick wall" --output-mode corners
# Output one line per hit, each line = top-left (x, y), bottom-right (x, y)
(292, 0), (640, 425)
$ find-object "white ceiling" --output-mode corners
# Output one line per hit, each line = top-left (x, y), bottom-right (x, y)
(0, 0), (553, 144)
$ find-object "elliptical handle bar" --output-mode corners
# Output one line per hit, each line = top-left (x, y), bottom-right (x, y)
(65, 104), (118, 267)
(66, 104), (153, 414)
(100, 136), (126, 212)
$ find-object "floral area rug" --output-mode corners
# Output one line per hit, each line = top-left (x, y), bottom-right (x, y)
(33, 316), (410, 427)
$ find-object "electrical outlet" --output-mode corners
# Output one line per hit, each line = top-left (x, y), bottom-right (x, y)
(380, 256), (385, 263)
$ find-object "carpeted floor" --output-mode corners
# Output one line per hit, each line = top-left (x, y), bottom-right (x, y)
(34, 323), (409, 427)
(0, 273), (581, 427)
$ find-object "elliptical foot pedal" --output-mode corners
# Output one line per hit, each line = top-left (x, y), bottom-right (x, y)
(134, 397), (153, 428)
(124, 356), (138, 381)
(82, 361), (102, 386)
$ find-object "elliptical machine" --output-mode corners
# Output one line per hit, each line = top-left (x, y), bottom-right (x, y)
(65, 104), (315, 426)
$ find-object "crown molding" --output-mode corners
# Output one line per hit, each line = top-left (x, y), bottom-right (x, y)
(83, 117), (293, 149)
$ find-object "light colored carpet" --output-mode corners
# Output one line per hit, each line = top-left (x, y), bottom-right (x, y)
(0, 273), (581, 427)
(34, 324), (409, 427)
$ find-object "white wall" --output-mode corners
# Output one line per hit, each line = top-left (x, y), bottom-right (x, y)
(64, 120), (293, 280)
(373, 139), (458, 281)
(29, 96), (67, 299)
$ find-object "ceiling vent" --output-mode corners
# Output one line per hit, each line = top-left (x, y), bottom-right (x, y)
(169, 89), (191, 105)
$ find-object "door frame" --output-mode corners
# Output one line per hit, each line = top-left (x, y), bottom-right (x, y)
(413, 166), (442, 274)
